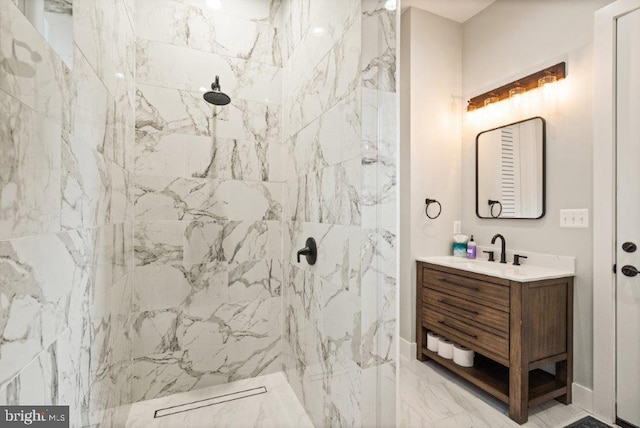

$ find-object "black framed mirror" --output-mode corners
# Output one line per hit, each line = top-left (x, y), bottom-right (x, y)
(476, 116), (546, 219)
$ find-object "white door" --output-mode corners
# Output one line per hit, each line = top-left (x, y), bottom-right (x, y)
(616, 8), (640, 427)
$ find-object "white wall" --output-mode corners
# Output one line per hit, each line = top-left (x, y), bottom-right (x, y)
(461, 0), (614, 390)
(399, 7), (462, 343)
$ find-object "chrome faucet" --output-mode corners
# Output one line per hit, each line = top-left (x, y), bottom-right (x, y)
(491, 234), (507, 264)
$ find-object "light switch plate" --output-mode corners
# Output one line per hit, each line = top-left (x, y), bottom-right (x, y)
(560, 209), (589, 228)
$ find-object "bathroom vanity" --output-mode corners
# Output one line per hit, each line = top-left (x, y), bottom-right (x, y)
(416, 257), (574, 424)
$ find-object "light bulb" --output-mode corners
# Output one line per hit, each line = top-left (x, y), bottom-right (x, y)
(509, 86), (525, 109)
(538, 74), (557, 103)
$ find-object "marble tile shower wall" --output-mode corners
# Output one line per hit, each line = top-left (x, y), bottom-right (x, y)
(131, 0), (284, 402)
(0, 0), (136, 427)
(280, 0), (397, 426)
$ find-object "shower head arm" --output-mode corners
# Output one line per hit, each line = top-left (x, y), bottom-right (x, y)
(212, 75), (221, 91)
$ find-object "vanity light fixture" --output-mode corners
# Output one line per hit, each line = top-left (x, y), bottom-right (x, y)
(466, 62), (565, 112)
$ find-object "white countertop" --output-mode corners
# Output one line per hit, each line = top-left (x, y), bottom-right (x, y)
(417, 256), (575, 282)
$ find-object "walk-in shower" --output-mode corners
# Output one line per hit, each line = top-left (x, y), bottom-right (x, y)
(0, 0), (398, 426)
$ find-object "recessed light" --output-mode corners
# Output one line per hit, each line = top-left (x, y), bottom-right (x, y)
(206, 0), (222, 9)
(384, 0), (396, 11)
(115, 72), (124, 79)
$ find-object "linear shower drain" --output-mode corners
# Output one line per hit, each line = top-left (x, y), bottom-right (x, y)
(154, 386), (268, 418)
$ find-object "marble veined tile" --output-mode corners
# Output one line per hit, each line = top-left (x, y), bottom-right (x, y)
(136, 0), (282, 67)
(284, 175), (306, 222)
(74, 0), (134, 98)
(126, 371), (313, 428)
(130, 348), (228, 402)
(399, 357), (590, 428)
(0, 90), (61, 240)
(0, 230), (99, 389)
(0, 1), (65, 125)
(362, 362), (396, 427)
(228, 259), (283, 301)
(133, 175), (229, 222)
(277, 0), (326, 59)
(184, 218), (225, 264)
(136, 84), (214, 138)
(285, 158), (361, 226)
(298, 0), (360, 72)
(0, 341), (56, 406)
(227, 181), (282, 221)
(362, 0), (397, 92)
(222, 220), (282, 262)
(135, 133), (186, 178)
(226, 296), (282, 381)
(61, 141), (112, 230)
(180, 0), (281, 26)
(131, 307), (229, 360)
(320, 157), (362, 225)
(322, 351), (362, 427)
(283, 87), (361, 178)
(287, 222), (361, 293)
(134, 221), (186, 266)
(362, 87), (396, 160)
(109, 160), (132, 224)
(284, 17), (361, 137)
(319, 275), (361, 363)
(211, 98), (281, 145)
(361, 227), (397, 367)
(137, 98), (281, 181)
(184, 134), (283, 182)
(133, 261), (228, 312)
(71, 47), (112, 155)
(361, 88), (397, 231)
(136, 39), (281, 104)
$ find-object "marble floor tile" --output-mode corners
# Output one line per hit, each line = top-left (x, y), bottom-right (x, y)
(399, 356), (599, 428)
(126, 371), (313, 428)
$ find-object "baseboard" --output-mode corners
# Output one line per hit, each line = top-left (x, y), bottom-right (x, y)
(572, 383), (594, 414)
(400, 337), (417, 360)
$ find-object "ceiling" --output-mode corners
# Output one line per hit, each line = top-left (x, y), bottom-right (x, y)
(402, 0), (496, 23)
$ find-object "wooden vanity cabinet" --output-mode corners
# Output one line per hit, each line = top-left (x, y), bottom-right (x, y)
(416, 261), (574, 424)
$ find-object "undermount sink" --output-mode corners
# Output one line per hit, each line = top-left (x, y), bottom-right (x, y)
(416, 256), (575, 282)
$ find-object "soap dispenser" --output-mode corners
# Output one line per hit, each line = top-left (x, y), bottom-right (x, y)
(466, 235), (477, 259)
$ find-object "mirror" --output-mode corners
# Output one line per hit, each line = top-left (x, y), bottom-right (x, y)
(476, 117), (545, 219)
(12, 0), (73, 68)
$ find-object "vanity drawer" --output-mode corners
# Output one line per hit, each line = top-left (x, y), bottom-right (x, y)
(423, 307), (509, 363)
(422, 267), (510, 312)
(423, 288), (509, 333)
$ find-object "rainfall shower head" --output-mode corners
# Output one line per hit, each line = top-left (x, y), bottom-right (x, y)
(203, 76), (231, 106)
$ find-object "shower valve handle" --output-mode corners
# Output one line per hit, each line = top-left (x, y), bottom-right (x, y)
(297, 238), (317, 265)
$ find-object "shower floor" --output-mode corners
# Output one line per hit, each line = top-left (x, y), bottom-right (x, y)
(126, 372), (313, 428)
